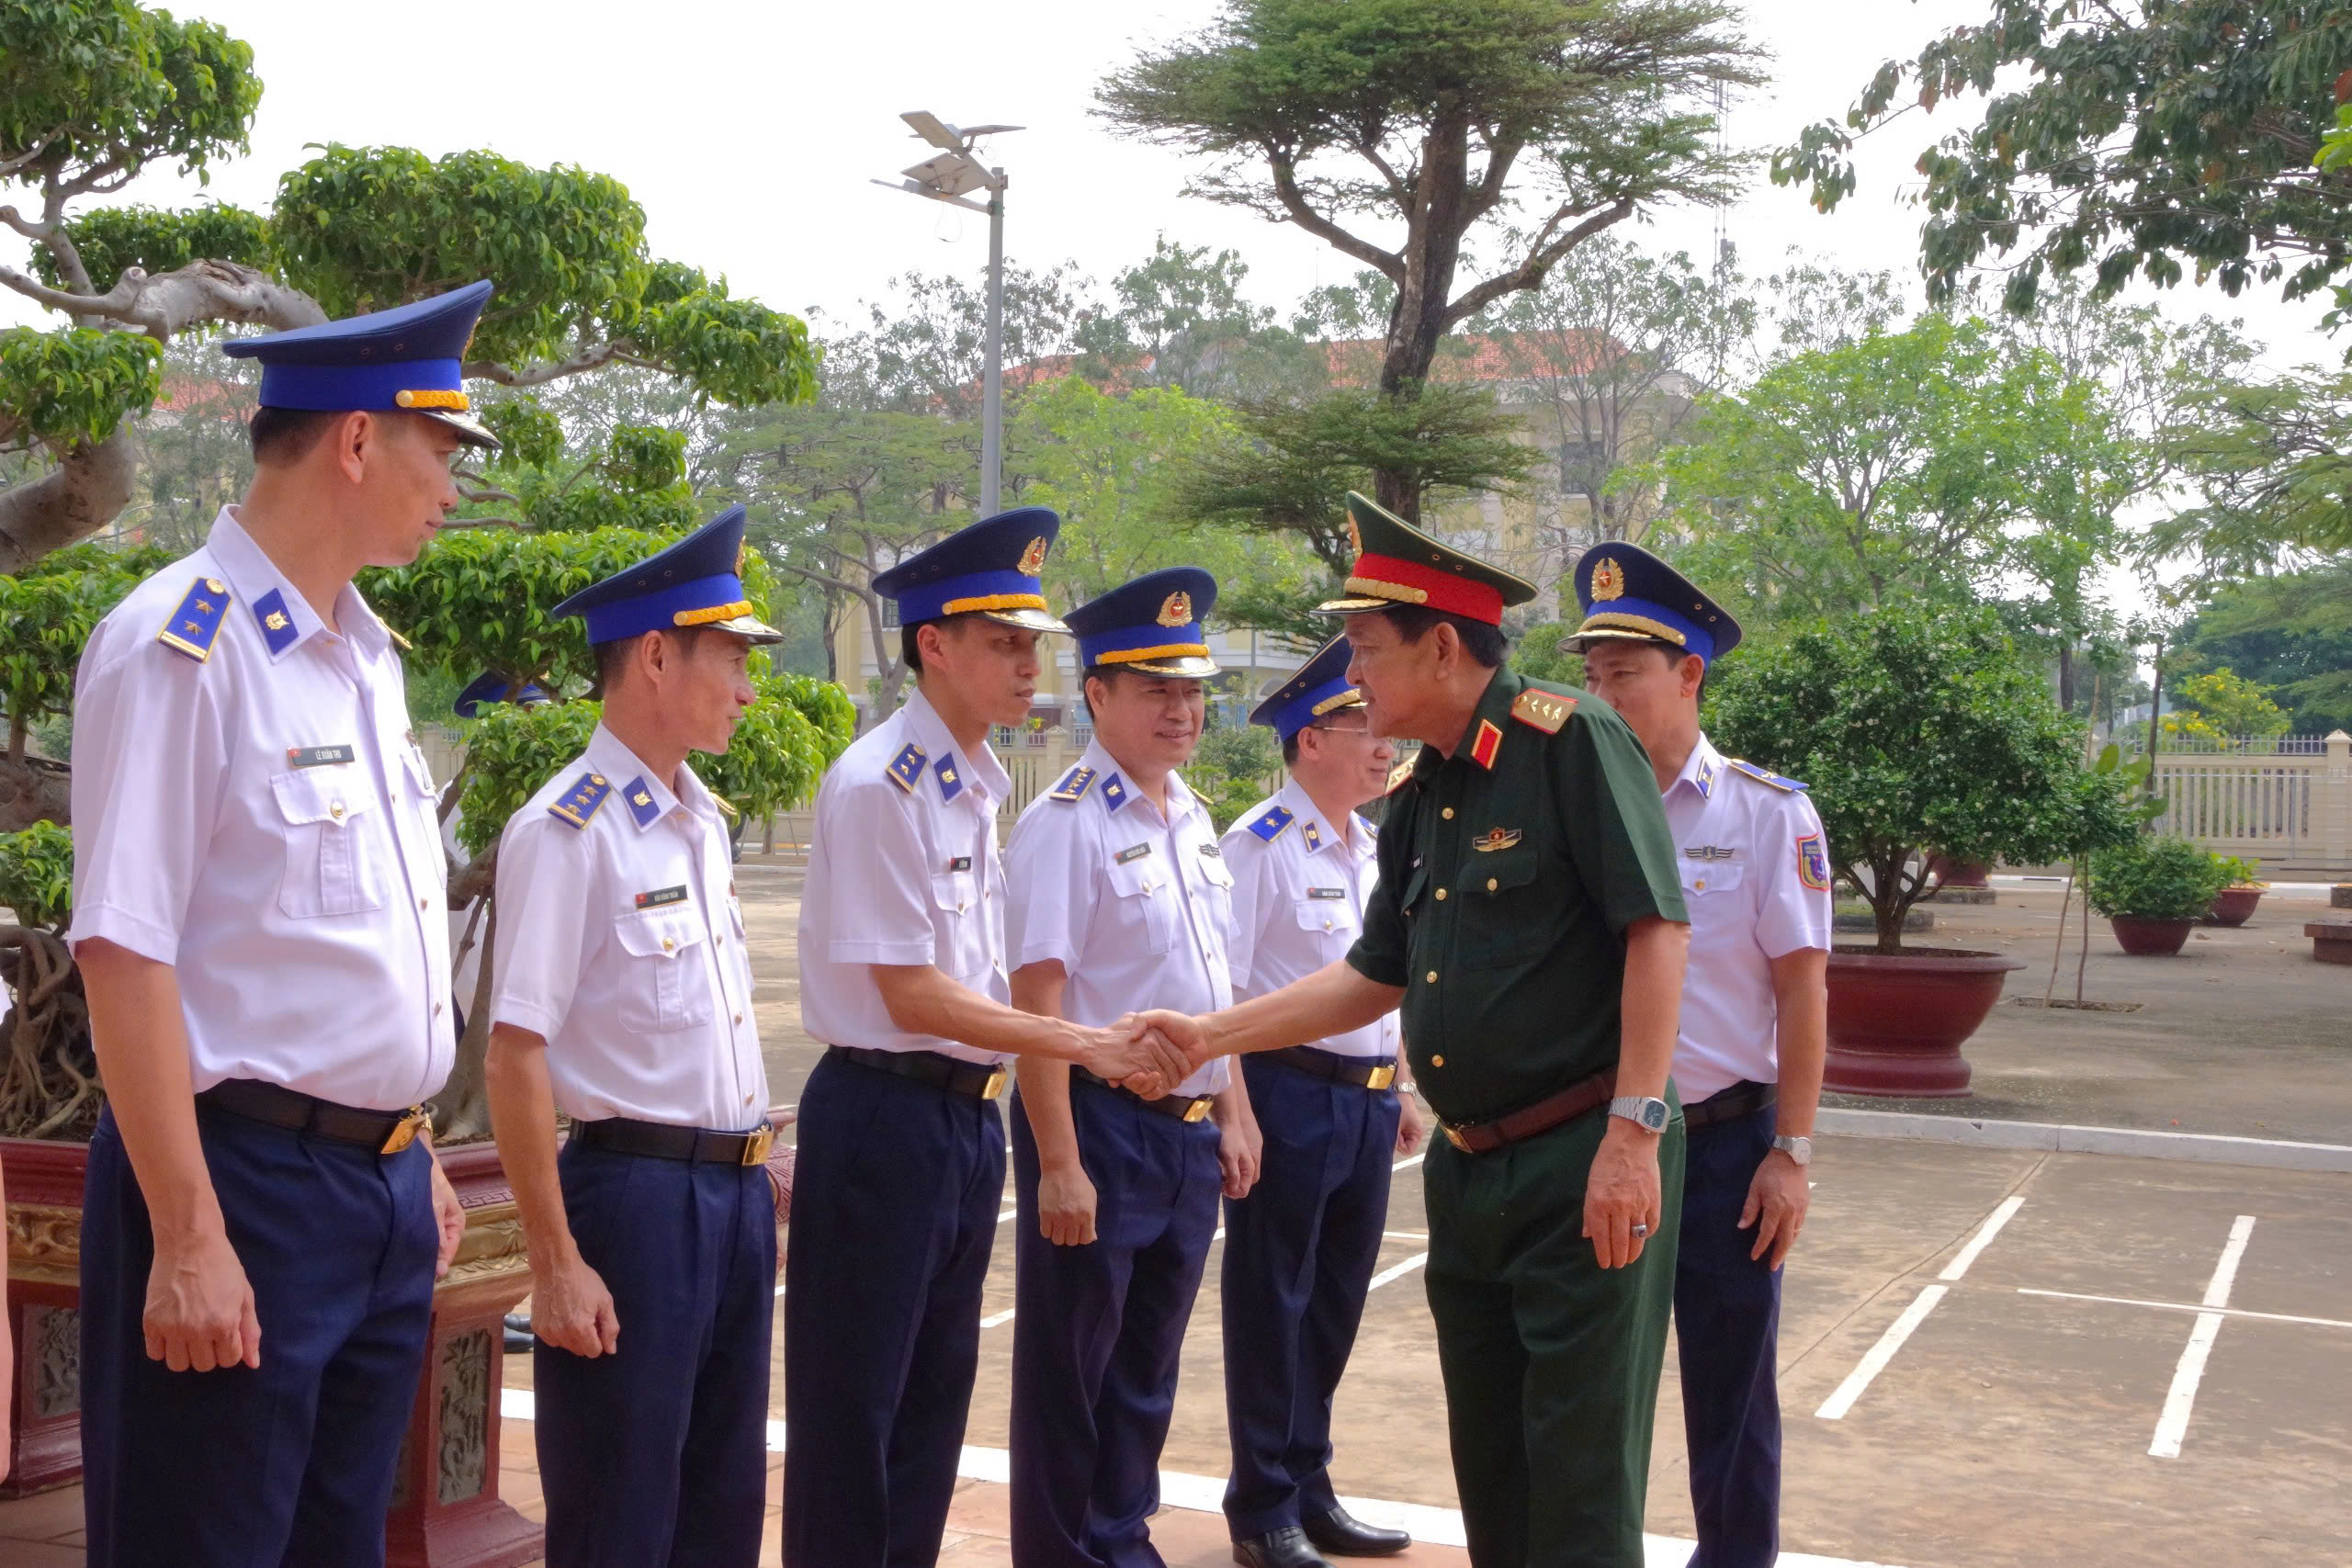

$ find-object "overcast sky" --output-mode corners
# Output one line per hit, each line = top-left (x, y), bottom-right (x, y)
(11, 0), (2338, 364)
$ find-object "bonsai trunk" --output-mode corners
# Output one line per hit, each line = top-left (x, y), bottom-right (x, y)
(435, 897), (499, 1142)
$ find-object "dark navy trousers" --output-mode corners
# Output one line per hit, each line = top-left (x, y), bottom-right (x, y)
(1672, 1098), (1783, 1568)
(783, 1051), (1005, 1568)
(1219, 1055), (1399, 1540)
(80, 1103), (437, 1568)
(1010, 1079), (1222, 1568)
(534, 1140), (775, 1568)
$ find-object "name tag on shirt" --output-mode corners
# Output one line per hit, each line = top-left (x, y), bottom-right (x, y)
(946, 856), (973, 873)
(1115, 843), (1151, 865)
(634, 886), (689, 909)
(1307, 886), (1347, 899)
(287, 745), (355, 769)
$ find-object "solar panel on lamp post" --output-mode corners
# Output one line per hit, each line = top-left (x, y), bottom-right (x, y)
(871, 111), (1023, 517)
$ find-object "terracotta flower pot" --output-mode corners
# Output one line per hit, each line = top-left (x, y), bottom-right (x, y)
(1926, 855), (1992, 889)
(2204, 886), (2264, 928)
(1824, 947), (2026, 1098)
(2109, 916), (2196, 956)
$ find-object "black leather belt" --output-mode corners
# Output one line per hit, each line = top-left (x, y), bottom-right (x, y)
(830, 1045), (1009, 1100)
(570, 1115), (775, 1167)
(1073, 1067), (1215, 1123)
(1261, 1045), (1398, 1091)
(1682, 1079), (1777, 1131)
(197, 1078), (428, 1156)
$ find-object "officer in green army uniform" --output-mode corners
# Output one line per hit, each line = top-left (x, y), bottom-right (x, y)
(1141, 493), (1691, 1567)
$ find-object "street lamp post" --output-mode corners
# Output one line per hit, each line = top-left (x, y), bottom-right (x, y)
(874, 111), (1021, 516)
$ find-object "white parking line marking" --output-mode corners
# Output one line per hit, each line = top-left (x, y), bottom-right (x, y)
(979, 1307), (1016, 1328)
(496, 1390), (1914, 1564)
(1393, 1152), (1425, 1172)
(1366, 1252), (1429, 1292)
(1815, 1285), (1948, 1421)
(2018, 1288), (2350, 1331)
(2151, 1214), (2256, 1459)
(1938, 1196), (2022, 1281)
(1815, 1193), (2021, 1421)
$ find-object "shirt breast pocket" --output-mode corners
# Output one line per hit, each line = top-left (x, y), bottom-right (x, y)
(1295, 895), (1357, 957)
(612, 908), (716, 1034)
(268, 767), (388, 919)
(1104, 856), (1177, 955)
(1679, 861), (1746, 902)
(1454, 846), (1548, 969)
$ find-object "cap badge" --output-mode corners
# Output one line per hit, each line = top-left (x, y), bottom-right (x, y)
(1019, 536), (1049, 575)
(1346, 513), (1363, 554)
(1590, 558), (1624, 602)
(735, 542), (748, 576)
(1158, 591), (1193, 627)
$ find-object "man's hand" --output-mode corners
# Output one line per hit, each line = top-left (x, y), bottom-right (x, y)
(1740, 1148), (1811, 1268)
(427, 1151), (466, 1279)
(531, 1252), (620, 1358)
(1218, 1113), (1262, 1201)
(1581, 1119), (1663, 1269)
(1090, 1017), (1190, 1097)
(144, 1230), (262, 1372)
(1394, 1094), (1429, 1157)
(1037, 1163), (1098, 1247)
(1131, 1008), (1209, 1070)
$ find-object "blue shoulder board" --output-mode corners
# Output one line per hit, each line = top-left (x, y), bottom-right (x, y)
(548, 771), (613, 829)
(155, 576), (232, 662)
(1728, 758), (1807, 793)
(886, 742), (926, 794)
(1247, 804), (1295, 843)
(1048, 764), (1096, 803)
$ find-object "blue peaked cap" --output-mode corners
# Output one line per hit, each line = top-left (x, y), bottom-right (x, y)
(1250, 635), (1363, 739)
(551, 504), (783, 647)
(453, 671), (550, 718)
(1067, 567), (1220, 679)
(1568, 541), (1742, 666)
(221, 280), (499, 448)
(870, 506), (1069, 633)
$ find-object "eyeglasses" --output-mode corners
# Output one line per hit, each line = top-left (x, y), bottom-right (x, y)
(1307, 720), (1376, 738)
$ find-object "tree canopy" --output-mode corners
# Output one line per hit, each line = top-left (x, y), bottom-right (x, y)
(1099, 0), (1759, 515)
(1774, 1), (2352, 315)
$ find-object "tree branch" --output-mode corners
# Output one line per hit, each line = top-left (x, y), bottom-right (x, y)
(0, 257), (323, 342)
(1265, 148), (1403, 281)
(0, 130), (62, 183)
(466, 343), (659, 389)
(0, 426), (138, 575)
(1442, 199), (1635, 326)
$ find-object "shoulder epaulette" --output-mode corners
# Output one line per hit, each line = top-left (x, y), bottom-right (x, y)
(1048, 764), (1097, 803)
(548, 771), (613, 829)
(1728, 759), (1807, 793)
(1246, 804), (1295, 842)
(886, 741), (926, 794)
(1510, 687), (1577, 735)
(156, 576), (232, 662)
(1385, 757), (1418, 795)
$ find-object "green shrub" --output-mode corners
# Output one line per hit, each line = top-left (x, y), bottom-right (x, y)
(2211, 853), (2267, 888)
(2086, 837), (2232, 920)
(0, 822), (74, 931)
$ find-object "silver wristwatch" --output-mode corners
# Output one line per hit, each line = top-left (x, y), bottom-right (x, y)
(1607, 1095), (1671, 1134)
(1771, 1134), (1813, 1167)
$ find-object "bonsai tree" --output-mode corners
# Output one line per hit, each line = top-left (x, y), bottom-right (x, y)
(1707, 602), (2110, 953)
(2086, 837), (2231, 923)
(0, 820), (93, 1138)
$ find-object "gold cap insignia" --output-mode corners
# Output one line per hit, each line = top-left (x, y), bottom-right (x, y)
(1019, 536), (1049, 575)
(1157, 591), (1193, 628)
(735, 543), (748, 577)
(1346, 513), (1363, 555)
(1590, 557), (1624, 602)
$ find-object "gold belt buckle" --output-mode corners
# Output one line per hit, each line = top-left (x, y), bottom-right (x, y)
(741, 1123), (775, 1168)
(380, 1108), (429, 1156)
(980, 1066), (1009, 1100)
(1182, 1096), (1213, 1123)
(1442, 1121), (1472, 1153)
(1364, 1063), (1397, 1091)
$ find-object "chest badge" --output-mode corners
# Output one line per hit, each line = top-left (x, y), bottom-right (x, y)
(634, 885), (689, 909)
(1683, 845), (1736, 861)
(1472, 827), (1522, 853)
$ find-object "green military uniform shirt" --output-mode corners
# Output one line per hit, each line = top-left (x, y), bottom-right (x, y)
(1345, 667), (1688, 1124)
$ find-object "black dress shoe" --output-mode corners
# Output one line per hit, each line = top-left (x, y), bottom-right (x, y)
(1232, 1526), (1331, 1568)
(1301, 1506), (1411, 1557)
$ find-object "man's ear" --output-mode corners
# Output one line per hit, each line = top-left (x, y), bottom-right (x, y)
(1679, 653), (1706, 698)
(330, 411), (374, 486)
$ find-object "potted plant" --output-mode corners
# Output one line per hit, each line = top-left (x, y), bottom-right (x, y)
(2204, 854), (2267, 927)
(2087, 837), (2233, 955)
(1709, 604), (2127, 1097)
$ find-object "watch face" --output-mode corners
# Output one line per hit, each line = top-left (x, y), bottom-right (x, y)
(1643, 1100), (1669, 1132)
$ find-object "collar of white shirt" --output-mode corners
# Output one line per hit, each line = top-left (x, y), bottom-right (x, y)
(207, 505), (394, 661)
(1075, 738), (1202, 826)
(1666, 731), (1726, 803)
(1273, 775), (1371, 858)
(899, 686), (1012, 807)
(581, 722), (728, 831)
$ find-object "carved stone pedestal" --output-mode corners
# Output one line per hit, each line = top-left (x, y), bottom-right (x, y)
(2, 1137), (92, 1498)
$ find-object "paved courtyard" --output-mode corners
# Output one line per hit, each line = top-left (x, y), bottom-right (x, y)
(4, 873), (2345, 1566)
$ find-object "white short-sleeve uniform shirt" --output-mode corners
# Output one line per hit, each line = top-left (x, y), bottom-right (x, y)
(797, 686), (1014, 1066)
(1219, 779), (1399, 1061)
(489, 724), (767, 1132)
(65, 507), (454, 1111)
(1004, 743), (1234, 1100)
(1660, 733), (1835, 1104)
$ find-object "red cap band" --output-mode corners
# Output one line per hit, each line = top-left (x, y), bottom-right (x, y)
(1347, 552), (1506, 626)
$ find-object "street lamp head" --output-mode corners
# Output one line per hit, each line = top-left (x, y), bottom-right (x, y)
(900, 150), (992, 200)
(901, 110), (960, 150)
